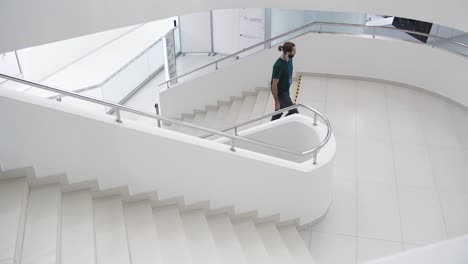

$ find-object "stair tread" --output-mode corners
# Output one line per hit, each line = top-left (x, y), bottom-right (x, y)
(233, 219), (273, 264)
(263, 93), (276, 120)
(203, 109), (219, 129)
(192, 113), (207, 126)
(181, 210), (219, 264)
(256, 222), (295, 264)
(0, 169), (313, 264)
(152, 205), (192, 264)
(179, 116), (203, 136)
(255, 94), (274, 126)
(279, 226), (316, 264)
(240, 90), (271, 130)
(22, 184), (61, 264)
(0, 178), (28, 263)
(236, 95), (257, 124)
(124, 202), (164, 264)
(61, 190), (95, 264)
(250, 90), (270, 120)
(214, 104), (231, 130)
(223, 100), (243, 128)
(207, 214), (248, 264)
(93, 197), (131, 264)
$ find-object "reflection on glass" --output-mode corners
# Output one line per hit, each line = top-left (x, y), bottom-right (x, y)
(101, 40), (164, 111)
(174, 27), (181, 54)
(270, 9), (368, 46)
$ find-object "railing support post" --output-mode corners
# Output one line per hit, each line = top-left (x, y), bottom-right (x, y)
(115, 109), (122, 123)
(313, 113), (318, 126)
(154, 103), (161, 128)
(313, 151), (318, 165)
(432, 24), (440, 48)
(230, 139), (236, 152)
(230, 127), (238, 152)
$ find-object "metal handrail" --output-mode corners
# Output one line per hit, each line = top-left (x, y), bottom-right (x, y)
(199, 103), (332, 160)
(201, 104), (322, 139)
(0, 73), (332, 164)
(159, 21), (468, 87)
(49, 26), (179, 100)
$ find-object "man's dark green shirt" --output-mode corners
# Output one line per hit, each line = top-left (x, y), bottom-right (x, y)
(271, 57), (293, 95)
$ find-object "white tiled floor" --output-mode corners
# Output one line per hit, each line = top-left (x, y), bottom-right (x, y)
(357, 140), (395, 185)
(439, 192), (468, 238)
(357, 181), (402, 242)
(312, 181), (357, 236)
(397, 186), (447, 245)
(308, 231), (357, 264)
(297, 76), (468, 264)
(393, 144), (435, 189)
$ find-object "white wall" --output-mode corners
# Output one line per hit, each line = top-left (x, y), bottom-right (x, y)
(213, 8), (265, 55)
(1, 0), (467, 53)
(180, 12), (212, 53)
(160, 33), (468, 118)
(0, 88), (335, 225)
(365, 235), (468, 264)
(238, 8), (265, 56)
(213, 9), (241, 54)
(271, 9), (306, 45)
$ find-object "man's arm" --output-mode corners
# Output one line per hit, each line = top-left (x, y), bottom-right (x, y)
(271, 63), (282, 110)
(272, 79), (280, 110)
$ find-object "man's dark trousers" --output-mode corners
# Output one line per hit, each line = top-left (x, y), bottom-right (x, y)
(271, 92), (299, 121)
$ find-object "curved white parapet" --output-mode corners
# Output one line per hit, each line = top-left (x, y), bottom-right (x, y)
(217, 114), (336, 223)
(0, 88), (335, 225)
(365, 235), (468, 264)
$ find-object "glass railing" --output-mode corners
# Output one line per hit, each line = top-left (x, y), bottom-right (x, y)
(174, 27), (181, 54)
(429, 25), (468, 56)
(270, 9), (368, 46)
(101, 39), (164, 111)
(50, 26), (181, 113)
(270, 10), (468, 52)
(0, 51), (24, 91)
